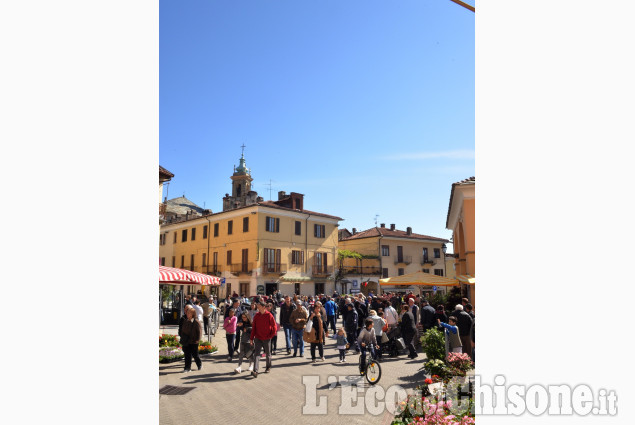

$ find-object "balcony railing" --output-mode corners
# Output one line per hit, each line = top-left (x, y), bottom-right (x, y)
(394, 255), (412, 265)
(421, 256), (435, 265)
(312, 265), (334, 276)
(230, 262), (254, 274)
(262, 263), (288, 274)
(340, 266), (382, 275)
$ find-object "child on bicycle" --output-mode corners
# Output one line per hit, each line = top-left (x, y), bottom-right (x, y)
(357, 318), (378, 373)
(336, 327), (348, 363)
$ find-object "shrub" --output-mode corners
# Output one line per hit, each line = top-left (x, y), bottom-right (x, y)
(420, 328), (445, 361)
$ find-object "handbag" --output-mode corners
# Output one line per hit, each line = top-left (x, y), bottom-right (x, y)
(381, 332), (389, 344)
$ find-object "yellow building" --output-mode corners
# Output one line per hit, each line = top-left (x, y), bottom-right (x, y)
(338, 224), (449, 297)
(446, 176), (475, 305)
(159, 153), (341, 298)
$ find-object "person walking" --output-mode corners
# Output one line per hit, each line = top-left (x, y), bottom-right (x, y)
(279, 296), (296, 354)
(368, 309), (385, 359)
(345, 303), (359, 353)
(450, 304), (473, 355)
(234, 312), (254, 374)
(179, 306), (203, 372)
(249, 301), (277, 378)
(289, 299), (308, 357)
(420, 299), (437, 333)
(335, 327), (348, 363)
(223, 308), (237, 361)
(266, 302), (280, 355)
(306, 304), (326, 362)
(383, 300), (399, 331)
(324, 296), (337, 334)
(400, 304), (418, 359)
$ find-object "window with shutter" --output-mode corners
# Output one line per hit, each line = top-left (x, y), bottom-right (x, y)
(243, 217), (249, 232)
(214, 223), (219, 237)
(295, 221), (301, 235)
(276, 217), (280, 232)
(203, 225), (208, 239)
(227, 250), (232, 265)
(228, 220), (233, 235)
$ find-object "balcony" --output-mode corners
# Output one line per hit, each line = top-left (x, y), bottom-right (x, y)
(341, 266), (382, 275)
(230, 262), (254, 275)
(262, 263), (288, 275)
(421, 256), (435, 265)
(394, 255), (412, 265)
(312, 265), (334, 277)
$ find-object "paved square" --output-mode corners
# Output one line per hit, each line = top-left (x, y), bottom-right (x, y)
(159, 320), (430, 425)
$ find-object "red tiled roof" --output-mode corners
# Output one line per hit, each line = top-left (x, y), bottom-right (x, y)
(258, 201), (342, 221)
(159, 165), (174, 178)
(341, 227), (448, 243)
(446, 176), (475, 229)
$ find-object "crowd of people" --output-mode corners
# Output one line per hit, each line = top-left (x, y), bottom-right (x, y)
(176, 289), (475, 377)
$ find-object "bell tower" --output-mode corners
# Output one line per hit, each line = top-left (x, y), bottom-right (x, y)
(223, 145), (261, 211)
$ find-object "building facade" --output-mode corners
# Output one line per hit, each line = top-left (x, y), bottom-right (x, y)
(159, 153), (341, 298)
(446, 176), (475, 305)
(338, 224), (449, 295)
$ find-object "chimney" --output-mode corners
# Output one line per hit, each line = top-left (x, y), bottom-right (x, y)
(278, 191), (286, 200)
(406, 227), (412, 235)
(390, 224), (395, 230)
(352, 228), (357, 234)
(380, 223), (385, 228)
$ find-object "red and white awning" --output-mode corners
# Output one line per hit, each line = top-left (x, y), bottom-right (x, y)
(159, 265), (220, 286)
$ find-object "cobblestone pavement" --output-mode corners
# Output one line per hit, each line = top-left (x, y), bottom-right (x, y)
(159, 318), (431, 425)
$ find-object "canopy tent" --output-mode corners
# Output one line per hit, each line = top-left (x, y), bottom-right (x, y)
(159, 265), (221, 286)
(456, 274), (475, 285)
(379, 271), (459, 287)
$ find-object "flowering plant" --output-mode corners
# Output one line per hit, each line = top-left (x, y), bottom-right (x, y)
(446, 352), (474, 376)
(159, 346), (184, 362)
(159, 334), (180, 347)
(392, 395), (474, 425)
(423, 359), (451, 378)
(198, 344), (218, 354)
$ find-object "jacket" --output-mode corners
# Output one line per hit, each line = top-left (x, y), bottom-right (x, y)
(289, 307), (308, 330)
(357, 327), (377, 347)
(420, 305), (436, 330)
(345, 308), (358, 331)
(179, 319), (202, 345)
(279, 302), (296, 326)
(250, 311), (277, 342)
(305, 314), (325, 344)
(440, 322), (462, 350)
(336, 334), (348, 347)
(451, 310), (473, 336)
(400, 311), (417, 336)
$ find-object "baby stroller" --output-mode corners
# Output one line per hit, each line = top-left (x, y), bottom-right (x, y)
(383, 327), (407, 357)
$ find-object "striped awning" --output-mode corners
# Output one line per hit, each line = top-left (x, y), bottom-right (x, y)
(379, 271), (459, 287)
(456, 275), (475, 285)
(159, 265), (220, 286)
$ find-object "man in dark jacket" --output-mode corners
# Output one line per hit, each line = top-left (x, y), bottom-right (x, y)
(420, 299), (437, 332)
(400, 304), (418, 359)
(450, 304), (473, 355)
(279, 296), (296, 354)
(345, 304), (359, 352)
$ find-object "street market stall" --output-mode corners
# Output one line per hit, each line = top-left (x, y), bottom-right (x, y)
(159, 265), (220, 325)
(456, 274), (475, 308)
(379, 271), (459, 297)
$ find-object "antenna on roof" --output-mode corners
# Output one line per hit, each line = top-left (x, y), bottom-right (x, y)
(374, 214), (379, 227)
(264, 179), (273, 201)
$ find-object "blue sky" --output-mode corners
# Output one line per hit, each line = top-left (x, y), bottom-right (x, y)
(160, 0), (474, 252)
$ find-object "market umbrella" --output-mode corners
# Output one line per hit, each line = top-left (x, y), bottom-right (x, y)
(379, 271), (459, 287)
(159, 265), (220, 286)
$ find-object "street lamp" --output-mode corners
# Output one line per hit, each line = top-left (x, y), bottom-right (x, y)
(442, 244), (447, 254)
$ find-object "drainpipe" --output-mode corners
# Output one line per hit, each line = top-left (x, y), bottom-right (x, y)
(304, 213), (312, 275)
(378, 233), (383, 295)
(205, 215), (211, 295)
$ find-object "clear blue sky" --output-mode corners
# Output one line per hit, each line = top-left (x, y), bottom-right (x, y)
(160, 0), (474, 252)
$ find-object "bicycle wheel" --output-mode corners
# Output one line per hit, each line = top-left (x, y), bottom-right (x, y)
(358, 353), (364, 375)
(365, 360), (381, 385)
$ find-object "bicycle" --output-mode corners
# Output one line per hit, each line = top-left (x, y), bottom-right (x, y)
(358, 343), (381, 385)
(206, 308), (220, 343)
